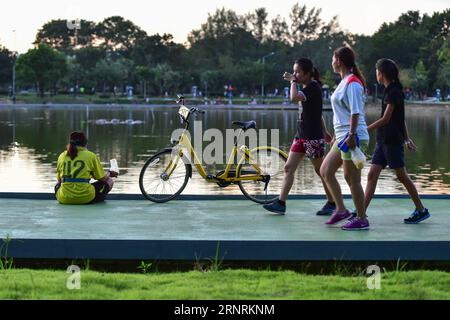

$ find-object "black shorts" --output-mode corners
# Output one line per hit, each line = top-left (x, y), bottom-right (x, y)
(54, 180), (111, 204)
(371, 143), (405, 169)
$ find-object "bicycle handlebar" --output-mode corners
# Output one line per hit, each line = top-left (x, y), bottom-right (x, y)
(190, 107), (205, 114)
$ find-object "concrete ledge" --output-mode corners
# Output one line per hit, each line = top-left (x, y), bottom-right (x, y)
(0, 192), (449, 200)
(3, 239), (450, 261)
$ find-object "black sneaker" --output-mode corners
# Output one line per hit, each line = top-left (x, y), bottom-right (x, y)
(316, 201), (336, 216)
(263, 200), (286, 215)
(404, 208), (431, 224)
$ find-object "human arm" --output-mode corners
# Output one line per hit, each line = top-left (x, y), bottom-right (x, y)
(403, 121), (417, 151)
(56, 154), (63, 182)
(283, 72), (306, 103)
(91, 155), (111, 181)
(321, 116), (332, 144)
(345, 83), (365, 149)
(367, 103), (395, 132)
(345, 114), (359, 149)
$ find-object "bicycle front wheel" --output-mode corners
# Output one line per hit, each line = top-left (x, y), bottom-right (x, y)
(236, 146), (287, 204)
(139, 148), (190, 203)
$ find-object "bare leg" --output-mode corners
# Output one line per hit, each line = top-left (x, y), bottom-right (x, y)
(320, 150), (345, 212)
(105, 172), (116, 191)
(395, 167), (424, 211)
(343, 160), (366, 218)
(279, 152), (305, 202)
(364, 164), (383, 210)
(311, 157), (333, 202)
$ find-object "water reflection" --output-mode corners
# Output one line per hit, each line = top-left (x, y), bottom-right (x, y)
(0, 104), (449, 194)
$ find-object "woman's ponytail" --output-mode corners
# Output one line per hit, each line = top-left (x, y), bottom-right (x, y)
(313, 67), (322, 86)
(67, 142), (78, 160)
(351, 64), (366, 88)
(66, 131), (88, 160)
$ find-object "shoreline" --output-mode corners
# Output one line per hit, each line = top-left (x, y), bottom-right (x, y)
(0, 101), (449, 110)
(0, 102), (312, 110)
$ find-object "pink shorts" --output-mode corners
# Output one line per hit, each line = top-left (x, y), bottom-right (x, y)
(290, 138), (325, 159)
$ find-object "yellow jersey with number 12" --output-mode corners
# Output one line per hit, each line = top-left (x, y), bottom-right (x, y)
(56, 147), (106, 204)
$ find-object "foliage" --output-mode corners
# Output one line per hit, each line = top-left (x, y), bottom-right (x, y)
(1, 4), (449, 97)
(15, 44), (67, 96)
(0, 269), (449, 299)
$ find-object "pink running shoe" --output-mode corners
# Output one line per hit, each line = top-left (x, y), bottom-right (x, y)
(325, 210), (352, 225)
(341, 217), (370, 231)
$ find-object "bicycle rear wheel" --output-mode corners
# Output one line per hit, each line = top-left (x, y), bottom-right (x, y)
(236, 146), (287, 204)
(139, 148), (190, 203)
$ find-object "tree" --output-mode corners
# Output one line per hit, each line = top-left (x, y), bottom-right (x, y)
(289, 3), (323, 44)
(436, 37), (450, 96)
(360, 9), (450, 96)
(131, 33), (185, 68)
(18, 8), (450, 100)
(397, 10), (423, 29)
(75, 46), (107, 70)
(270, 15), (289, 43)
(412, 61), (428, 98)
(95, 16), (147, 54)
(162, 70), (182, 94)
(320, 16), (341, 36)
(62, 59), (85, 90)
(188, 8), (245, 42)
(16, 44), (67, 96)
(399, 69), (415, 89)
(322, 70), (336, 89)
(151, 63), (171, 96)
(370, 22), (426, 68)
(135, 65), (155, 97)
(246, 8), (269, 43)
(187, 8), (257, 67)
(34, 19), (97, 52)
(92, 58), (133, 94)
(200, 70), (225, 96)
(0, 45), (13, 86)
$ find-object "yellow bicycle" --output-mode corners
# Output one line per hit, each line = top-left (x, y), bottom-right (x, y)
(139, 96), (287, 203)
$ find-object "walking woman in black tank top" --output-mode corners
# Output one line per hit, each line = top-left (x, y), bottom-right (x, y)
(263, 58), (335, 216)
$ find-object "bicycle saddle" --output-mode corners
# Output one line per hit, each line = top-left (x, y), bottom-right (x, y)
(232, 120), (257, 131)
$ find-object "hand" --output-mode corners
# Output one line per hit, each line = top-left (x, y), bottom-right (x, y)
(108, 170), (119, 178)
(345, 134), (357, 149)
(405, 138), (417, 152)
(323, 131), (332, 144)
(283, 72), (296, 82)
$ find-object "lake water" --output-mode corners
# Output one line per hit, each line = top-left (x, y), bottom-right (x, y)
(0, 103), (449, 195)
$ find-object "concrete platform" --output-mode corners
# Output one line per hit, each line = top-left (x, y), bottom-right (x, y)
(0, 194), (449, 261)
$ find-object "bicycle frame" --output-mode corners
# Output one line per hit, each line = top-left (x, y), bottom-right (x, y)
(164, 126), (266, 183)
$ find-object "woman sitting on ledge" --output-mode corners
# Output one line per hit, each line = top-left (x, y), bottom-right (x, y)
(55, 131), (118, 205)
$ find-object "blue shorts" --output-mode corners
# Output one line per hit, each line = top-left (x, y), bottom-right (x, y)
(371, 143), (405, 169)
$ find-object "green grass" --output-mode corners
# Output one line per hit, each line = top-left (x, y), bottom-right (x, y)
(0, 269), (449, 300)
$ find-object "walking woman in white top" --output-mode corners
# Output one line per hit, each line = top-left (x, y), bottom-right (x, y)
(320, 46), (370, 231)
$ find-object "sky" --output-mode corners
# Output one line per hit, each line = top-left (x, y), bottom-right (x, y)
(0, 0), (449, 53)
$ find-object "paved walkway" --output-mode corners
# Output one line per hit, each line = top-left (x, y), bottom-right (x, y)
(1, 197), (447, 241)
